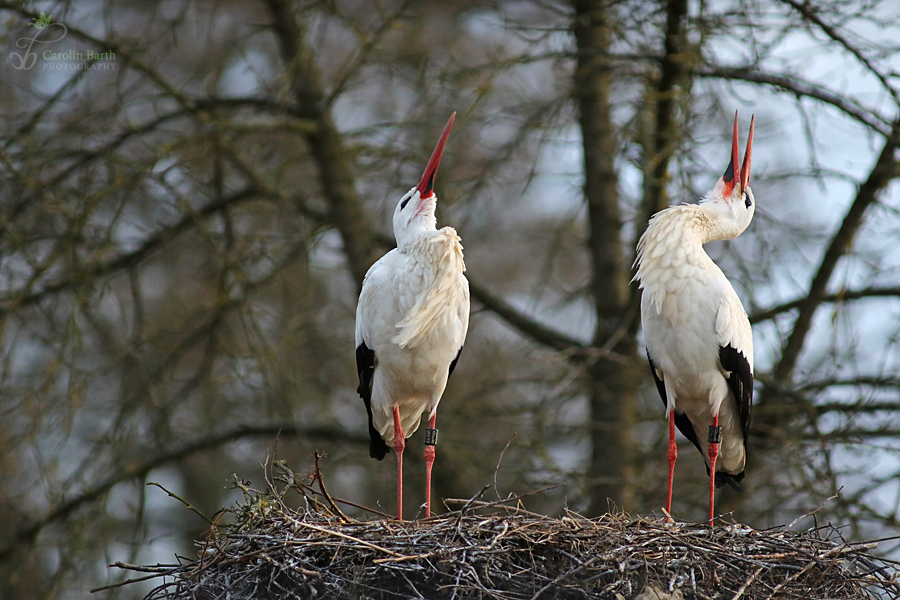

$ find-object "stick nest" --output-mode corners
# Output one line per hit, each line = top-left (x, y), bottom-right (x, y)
(106, 458), (900, 600)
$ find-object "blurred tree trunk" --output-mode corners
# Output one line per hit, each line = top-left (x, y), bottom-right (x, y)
(265, 0), (379, 289)
(641, 0), (690, 224)
(572, 0), (640, 515)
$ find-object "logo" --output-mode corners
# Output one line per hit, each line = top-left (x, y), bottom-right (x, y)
(10, 14), (115, 71)
(30, 11), (52, 29)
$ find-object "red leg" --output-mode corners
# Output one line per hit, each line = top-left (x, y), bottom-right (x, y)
(424, 414), (436, 518)
(708, 413), (720, 526)
(392, 406), (405, 521)
(666, 410), (677, 520)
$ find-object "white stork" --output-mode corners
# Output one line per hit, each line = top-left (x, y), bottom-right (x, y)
(355, 113), (470, 520)
(634, 112), (755, 525)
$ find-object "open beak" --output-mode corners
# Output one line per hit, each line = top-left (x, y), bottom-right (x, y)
(721, 111), (754, 196)
(416, 113), (455, 199)
(740, 115), (754, 191)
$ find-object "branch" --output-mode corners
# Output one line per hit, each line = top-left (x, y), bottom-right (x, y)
(324, 0), (415, 108)
(0, 187), (261, 318)
(369, 232), (592, 357)
(815, 402), (900, 415)
(0, 423), (366, 563)
(777, 0), (899, 104)
(749, 286), (900, 324)
(807, 427), (900, 442)
(467, 278), (587, 352)
(799, 376), (900, 392)
(773, 119), (900, 382)
(694, 66), (890, 136)
(264, 0), (378, 288)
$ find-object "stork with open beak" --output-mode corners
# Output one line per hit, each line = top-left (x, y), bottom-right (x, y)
(634, 112), (755, 525)
(355, 114), (470, 520)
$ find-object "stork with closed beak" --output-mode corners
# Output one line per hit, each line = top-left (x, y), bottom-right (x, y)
(355, 114), (469, 520)
(634, 112), (755, 525)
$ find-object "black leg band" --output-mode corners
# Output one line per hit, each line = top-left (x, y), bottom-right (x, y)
(424, 428), (438, 446)
(708, 425), (721, 444)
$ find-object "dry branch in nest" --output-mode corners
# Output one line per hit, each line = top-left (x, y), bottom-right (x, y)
(100, 457), (900, 600)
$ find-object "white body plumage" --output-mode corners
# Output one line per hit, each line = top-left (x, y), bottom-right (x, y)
(634, 112), (756, 515)
(354, 113), (466, 520)
(355, 217), (469, 443)
(635, 204), (753, 478)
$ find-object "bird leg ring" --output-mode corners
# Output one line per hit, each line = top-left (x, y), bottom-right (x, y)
(707, 416), (721, 526)
(424, 429), (439, 445)
(424, 415), (437, 518)
(392, 406), (405, 521)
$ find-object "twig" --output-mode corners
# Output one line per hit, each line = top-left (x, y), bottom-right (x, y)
(328, 495), (393, 519)
(89, 562), (184, 592)
(292, 521), (408, 558)
(493, 434), (517, 500)
(146, 482), (214, 525)
(89, 572), (169, 593)
(729, 565), (763, 600)
(446, 483), (564, 516)
(788, 492), (839, 529)
(312, 451), (353, 523)
(453, 485), (492, 518)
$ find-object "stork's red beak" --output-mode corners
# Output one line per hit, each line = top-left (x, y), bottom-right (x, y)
(416, 113), (455, 199)
(740, 115), (754, 191)
(721, 111), (754, 196)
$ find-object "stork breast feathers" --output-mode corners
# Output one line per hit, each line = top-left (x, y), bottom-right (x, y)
(392, 227), (467, 349)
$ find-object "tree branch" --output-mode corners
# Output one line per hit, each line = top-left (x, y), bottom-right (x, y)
(467, 279), (587, 352)
(815, 402), (900, 415)
(0, 424), (366, 564)
(749, 286), (900, 324)
(772, 119), (900, 382)
(777, 0), (899, 104)
(368, 232), (592, 357)
(694, 65), (890, 136)
(0, 187), (261, 318)
(799, 376), (900, 392)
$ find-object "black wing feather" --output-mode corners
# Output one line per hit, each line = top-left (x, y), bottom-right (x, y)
(448, 346), (463, 378)
(716, 344), (753, 491)
(356, 342), (390, 460)
(719, 344), (752, 441)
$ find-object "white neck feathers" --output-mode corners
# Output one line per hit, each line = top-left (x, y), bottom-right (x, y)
(633, 205), (718, 314)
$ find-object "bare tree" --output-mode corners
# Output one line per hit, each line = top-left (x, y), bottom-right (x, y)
(1, 1), (900, 597)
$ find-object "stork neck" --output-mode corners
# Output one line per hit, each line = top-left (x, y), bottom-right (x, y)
(397, 227), (441, 255)
(649, 205), (718, 250)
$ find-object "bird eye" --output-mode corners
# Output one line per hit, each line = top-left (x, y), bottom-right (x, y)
(744, 197), (752, 209)
(400, 198), (409, 209)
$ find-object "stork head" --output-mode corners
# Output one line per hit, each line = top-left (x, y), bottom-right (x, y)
(700, 112), (755, 241)
(393, 113), (455, 249)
